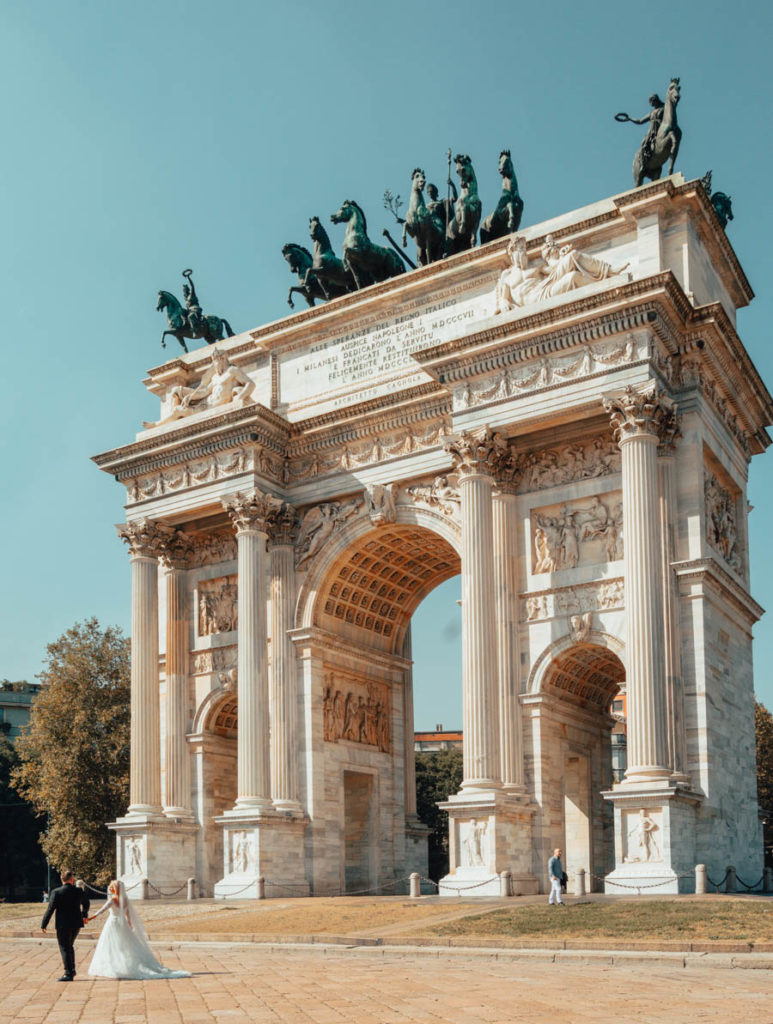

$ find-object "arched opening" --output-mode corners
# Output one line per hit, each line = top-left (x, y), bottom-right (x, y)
(534, 639), (625, 891)
(193, 690), (238, 895)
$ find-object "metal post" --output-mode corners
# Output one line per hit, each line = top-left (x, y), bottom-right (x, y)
(410, 873), (421, 898)
(575, 868), (586, 898)
(695, 864), (707, 895)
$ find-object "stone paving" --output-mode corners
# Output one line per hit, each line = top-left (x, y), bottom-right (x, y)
(2, 938), (773, 1024)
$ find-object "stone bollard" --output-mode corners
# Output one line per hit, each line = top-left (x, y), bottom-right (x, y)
(140, 877), (149, 901)
(499, 870), (512, 898)
(257, 876), (266, 900)
(410, 873), (421, 898)
(726, 866), (736, 894)
(187, 877), (196, 901)
(574, 868), (586, 898)
(695, 864), (707, 895)
(765, 867), (773, 894)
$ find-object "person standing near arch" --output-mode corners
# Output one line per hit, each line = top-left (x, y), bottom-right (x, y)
(547, 848), (565, 906)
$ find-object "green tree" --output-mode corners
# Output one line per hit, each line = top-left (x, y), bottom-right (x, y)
(0, 734), (47, 897)
(756, 700), (773, 867)
(13, 619), (130, 887)
(415, 747), (463, 880)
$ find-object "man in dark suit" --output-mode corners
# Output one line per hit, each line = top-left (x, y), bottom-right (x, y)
(41, 870), (90, 981)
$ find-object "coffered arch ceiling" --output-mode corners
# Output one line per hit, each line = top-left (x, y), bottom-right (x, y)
(543, 643), (625, 710)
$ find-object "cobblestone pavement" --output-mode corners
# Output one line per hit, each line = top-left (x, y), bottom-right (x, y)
(1, 939), (772, 1024)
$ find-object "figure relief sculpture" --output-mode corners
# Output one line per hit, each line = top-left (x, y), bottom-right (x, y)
(322, 678), (390, 752)
(704, 471), (743, 574)
(533, 496), (623, 574)
(446, 154), (482, 255)
(144, 347), (256, 429)
(331, 200), (406, 289)
(480, 149), (524, 244)
(198, 576), (238, 635)
(295, 498), (363, 569)
(625, 809), (662, 863)
(494, 234), (629, 315)
(615, 78), (682, 187)
(402, 168), (445, 266)
(232, 831), (254, 874)
(406, 475), (461, 517)
(569, 611), (592, 644)
(461, 819), (488, 868)
(156, 269), (236, 353)
(125, 837), (143, 876)
(366, 483), (397, 526)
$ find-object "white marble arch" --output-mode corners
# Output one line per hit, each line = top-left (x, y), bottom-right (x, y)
(191, 681), (235, 735)
(527, 629), (626, 699)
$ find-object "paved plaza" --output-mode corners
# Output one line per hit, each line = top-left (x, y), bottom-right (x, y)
(2, 938), (772, 1024)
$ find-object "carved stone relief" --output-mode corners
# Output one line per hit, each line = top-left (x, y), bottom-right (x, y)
(532, 493), (623, 574)
(514, 435), (620, 494)
(569, 611), (592, 643)
(146, 349), (256, 429)
(296, 498), (363, 570)
(623, 808), (663, 864)
(189, 530), (237, 568)
(124, 836), (144, 876)
(453, 334), (642, 412)
(459, 818), (489, 868)
(522, 579), (624, 623)
(323, 673), (391, 753)
(366, 483), (397, 526)
(405, 476), (461, 518)
(191, 645), (237, 676)
(704, 470), (743, 574)
(231, 830), (256, 874)
(198, 575), (238, 635)
(126, 446), (282, 505)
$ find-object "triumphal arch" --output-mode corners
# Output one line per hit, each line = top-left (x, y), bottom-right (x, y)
(95, 174), (770, 897)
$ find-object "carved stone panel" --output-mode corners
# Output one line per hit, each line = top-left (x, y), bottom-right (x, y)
(704, 470), (743, 575)
(522, 579), (624, 623)
(189, 530), (237, 568)
(323, 671), (391, 753)
(191, 645), (237, 676)
(230, 830), (255, 874)
(198, 575), (238, 635)
(531, 493), (623, 574)
(458, 818), (489, 869)
(623, 808), (663, 864)
(514, 435), (621, 494)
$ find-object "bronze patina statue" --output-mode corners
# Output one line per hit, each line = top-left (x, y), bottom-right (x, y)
(446, 154), (481, 255)
(402, 168), (445, 265)
(480, 149), (524, 244)
(701, 171), (733, 229)
(282, 218), (355, 308)
(331, 200), (405, 289)
(282, 244), (328, 308)
(426, 180), (457, 233)
(157, 270), (235, 352)
(616, 78), (682, 187)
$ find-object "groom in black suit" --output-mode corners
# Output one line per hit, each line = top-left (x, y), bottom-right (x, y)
(41, 870), (90, 981)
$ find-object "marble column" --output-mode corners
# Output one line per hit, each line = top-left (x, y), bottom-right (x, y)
(160, 531), (195, 818)
(658, 431), (689, 779)
(118, 519), (172, 817)
(604, 384), (675, 781)
(223, 489), (282, 812)
(268, 504), (302, 812)
(445, 429), (502, 790)
(492, 480), (525, 791)
(402, 625), (418, 819)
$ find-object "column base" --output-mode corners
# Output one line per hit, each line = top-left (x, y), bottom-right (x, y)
(438, 789), (538, 898)
(603, 780), (703, 895)
(108, 817), (199, 900)
(213, 809), (309, 899)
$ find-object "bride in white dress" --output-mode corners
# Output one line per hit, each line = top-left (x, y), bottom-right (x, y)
(87, 880), (190, 980)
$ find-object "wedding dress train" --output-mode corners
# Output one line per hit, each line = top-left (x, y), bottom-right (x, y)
(88, 881), (190, 980)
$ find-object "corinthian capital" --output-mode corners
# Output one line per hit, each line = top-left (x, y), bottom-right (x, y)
(603, 384), (678, 446)
(444, 426), (512, 479)
(267, 502), (300, 545)
(223, 488), (283, 534)
(117, 518), (173, 559)
(159, 529), (195, 570)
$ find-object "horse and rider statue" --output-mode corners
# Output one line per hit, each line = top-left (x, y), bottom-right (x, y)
(157, 269), (235, 352)
(616, 77), (682, 187)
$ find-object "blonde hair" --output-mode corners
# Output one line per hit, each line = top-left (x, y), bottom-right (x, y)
(108, 880), (119, 895)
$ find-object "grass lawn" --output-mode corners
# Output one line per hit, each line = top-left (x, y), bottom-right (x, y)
(428, 898), (773, 943)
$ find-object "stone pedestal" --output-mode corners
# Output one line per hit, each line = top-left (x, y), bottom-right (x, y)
(213, 811), (309, 899)
(603, 783), (701, 894)
(110, 817), (199, 900)
(438, 790), (538, 896)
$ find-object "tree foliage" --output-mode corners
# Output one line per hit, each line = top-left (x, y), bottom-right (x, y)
(756, 700), (773, 865)
(415, 748), (463, 880)
(13, 619), (130, 886)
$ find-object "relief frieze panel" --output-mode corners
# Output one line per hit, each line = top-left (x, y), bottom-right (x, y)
(191, 644), (237, 676)
(522, 578), (624, 623)
(198, 575), (238, 635)
(514, 435), (620, 494)
(126, 444), (284, 504)
(189, 530), (237, 568)
(531, 493), (623, 574)
(323, 672), (391, 753)
(704, 470), (743, 575)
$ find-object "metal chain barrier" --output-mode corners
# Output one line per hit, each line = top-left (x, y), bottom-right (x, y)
(590, 871), (695, 896)
(147, 881), (189, 898)
(418, 874), (500, 894)
(84, 879), (143, 898)
(707, 871), (729, 892)
(735, 875), (764, 892)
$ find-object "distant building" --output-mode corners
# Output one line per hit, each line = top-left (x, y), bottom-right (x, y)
(0, 682), (38, 741)
(414, 725), (463, 752)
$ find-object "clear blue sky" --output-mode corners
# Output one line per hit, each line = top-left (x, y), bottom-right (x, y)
(1, 0), (772, 727)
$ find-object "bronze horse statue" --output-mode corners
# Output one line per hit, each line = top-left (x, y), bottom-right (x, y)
(156, 272), (235, 352)
(446, 154), (481, 255)
(402, 168), (445, 265)
(617, 78), (682, 187)
(307, 216), (355, 298)
(480, 149), (524, 244)
(282, 244), (327, 308)
(331, 200), (405, 289)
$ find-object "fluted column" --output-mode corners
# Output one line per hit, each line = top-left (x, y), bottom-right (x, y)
(604, 384), (674, 781)
(402, 625), (418, 818)
(224, 489), (282, 811)
(658, 428), (688, 778)
(268, 504), (302, 811)
(492, 478), (525, 790)
(160, 531), (195, 817)
(118, 519), (172, 817)
(445, 428), (503, 790)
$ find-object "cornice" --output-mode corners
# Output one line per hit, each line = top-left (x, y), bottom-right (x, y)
(287, 626), (411, 673)
(672, 557), (763, 624)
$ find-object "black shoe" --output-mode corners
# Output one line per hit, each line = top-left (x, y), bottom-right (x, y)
(57, 975), (74, 982)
